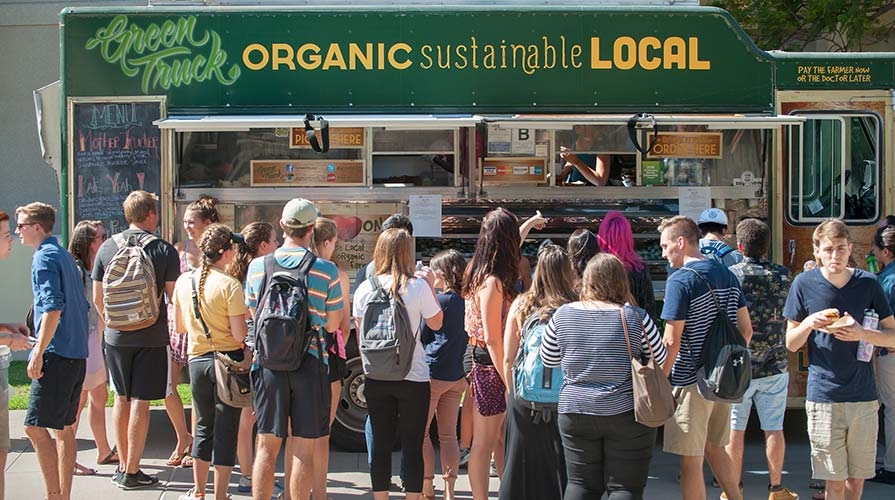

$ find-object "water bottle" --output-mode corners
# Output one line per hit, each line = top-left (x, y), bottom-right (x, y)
(867, 253), (879, 274)
(857, 309), (878, 362)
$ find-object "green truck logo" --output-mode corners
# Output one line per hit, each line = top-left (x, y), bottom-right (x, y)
(85, 15), (241, 93)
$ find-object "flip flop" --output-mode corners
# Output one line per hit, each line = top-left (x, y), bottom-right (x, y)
(180, 455), (194, 468)
(97, 449), (119, 465)
(74, 462), (97, 476)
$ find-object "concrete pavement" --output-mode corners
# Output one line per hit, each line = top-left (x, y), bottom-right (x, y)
(5, 408), (894, 499)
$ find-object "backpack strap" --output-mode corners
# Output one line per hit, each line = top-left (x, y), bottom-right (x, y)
(716, 245), (734, 259)
(677, 266), (726, 363)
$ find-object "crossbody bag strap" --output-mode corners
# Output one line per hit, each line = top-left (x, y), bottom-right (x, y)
(628, 306), (659, 361)
(620, 305), (634, 361)
(190, 271), (217, 353)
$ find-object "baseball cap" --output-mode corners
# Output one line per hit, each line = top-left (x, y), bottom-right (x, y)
(697, 208), (728, 226)
(281, 198), (318, 228)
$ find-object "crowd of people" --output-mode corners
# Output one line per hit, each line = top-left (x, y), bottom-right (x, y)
(1, 196), (895, 500)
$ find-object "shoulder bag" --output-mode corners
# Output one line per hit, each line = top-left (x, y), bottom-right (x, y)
(620, 305), (676, 427)
(191, 273), (253, 409)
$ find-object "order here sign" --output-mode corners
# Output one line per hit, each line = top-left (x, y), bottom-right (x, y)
(647, 132), (723, 159)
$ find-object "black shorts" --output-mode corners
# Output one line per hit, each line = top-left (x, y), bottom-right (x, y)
(328, 355), (346, 384)
(252, 357), (331, 439)
(105, 344), (168, 400)
(24, 353), (86, 429)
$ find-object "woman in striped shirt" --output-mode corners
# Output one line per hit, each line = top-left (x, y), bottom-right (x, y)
(540, 253), (667, 500)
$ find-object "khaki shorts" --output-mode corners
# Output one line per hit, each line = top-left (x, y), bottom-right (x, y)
(806, 400), (879, 481)
(663, 383), (731, 456)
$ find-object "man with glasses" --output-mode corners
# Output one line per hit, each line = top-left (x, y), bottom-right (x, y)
(14, 202), (89, 500)
(785, 218), (895, 500)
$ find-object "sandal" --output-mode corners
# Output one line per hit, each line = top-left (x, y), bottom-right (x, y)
(97, 449), (119, 465)
(181, 455), (194, 468)
(166, 439), (194, 467)
(74, 462), (97, 475)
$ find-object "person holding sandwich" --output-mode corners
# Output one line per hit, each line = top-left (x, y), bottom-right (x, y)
(784, 219), (895, 500)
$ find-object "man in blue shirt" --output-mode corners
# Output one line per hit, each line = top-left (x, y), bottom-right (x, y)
(785, 219), (895, 500)
(15, 202), (88, 500)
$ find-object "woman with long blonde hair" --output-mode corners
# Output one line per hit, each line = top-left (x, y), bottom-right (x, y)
(353, 228), (443, 500)
(500, 244), (577, 500)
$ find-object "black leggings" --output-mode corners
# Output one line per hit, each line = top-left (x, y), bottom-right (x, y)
(189, 353), (242, 466)
(365, 379), (430, 493)
(558, 411), (657, 500)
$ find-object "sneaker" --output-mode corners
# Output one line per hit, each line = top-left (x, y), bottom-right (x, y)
(490, 462), (498, 478)
(768, 486), (799, 500)
(111, 467), (125, 486)
(458, 448), (470, 469)
(238, 475), (252, 493)
(118, 470), (159, 490)
(870, 468), (895, 485)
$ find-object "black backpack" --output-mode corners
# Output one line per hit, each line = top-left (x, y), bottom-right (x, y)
(253, 251), (317, 371)
(680, 267), (751, 403)
(358, 274), (417, 381)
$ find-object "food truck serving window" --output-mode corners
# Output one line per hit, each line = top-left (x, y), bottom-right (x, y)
(786, 113), (881, 224)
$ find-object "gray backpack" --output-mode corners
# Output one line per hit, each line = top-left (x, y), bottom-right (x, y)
(359, 275), (417, 381)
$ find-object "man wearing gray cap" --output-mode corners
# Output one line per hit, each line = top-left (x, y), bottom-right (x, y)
(698, 208), (743, 268)
(244, 198), (344, 500)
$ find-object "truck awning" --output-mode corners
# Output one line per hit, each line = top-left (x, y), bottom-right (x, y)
(479, 113), (806, 130)
(154, 114), (482, 131)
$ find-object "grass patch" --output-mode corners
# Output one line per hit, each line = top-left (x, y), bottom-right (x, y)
(8, 361), (192, 410)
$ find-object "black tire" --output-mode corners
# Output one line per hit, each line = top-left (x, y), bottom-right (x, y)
(330, 331), (369, 452)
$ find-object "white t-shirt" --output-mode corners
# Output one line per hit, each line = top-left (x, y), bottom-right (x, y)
(354, 275), (440, 382)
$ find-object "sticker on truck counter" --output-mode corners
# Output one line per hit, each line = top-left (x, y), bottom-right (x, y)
(484, 166), (498, 175)
(327, 163), (337, 173)
(530, 166), (543, 175)
(513, 166), (529, 175)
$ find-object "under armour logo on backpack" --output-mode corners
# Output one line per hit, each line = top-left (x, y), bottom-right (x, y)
(732, 356), (744, 367)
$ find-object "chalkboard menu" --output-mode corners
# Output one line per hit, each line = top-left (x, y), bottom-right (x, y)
(70, 99), (163, 235)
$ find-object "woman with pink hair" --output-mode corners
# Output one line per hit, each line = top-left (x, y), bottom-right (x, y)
(597, 211), (656, 319)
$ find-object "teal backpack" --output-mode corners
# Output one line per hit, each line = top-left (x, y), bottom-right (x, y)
(513, 311), (563, 413)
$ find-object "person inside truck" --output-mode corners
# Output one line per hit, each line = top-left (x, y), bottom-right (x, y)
(559, 126), (612, 187)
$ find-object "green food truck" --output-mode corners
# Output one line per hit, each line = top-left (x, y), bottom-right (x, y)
(56, 4), (895, 450)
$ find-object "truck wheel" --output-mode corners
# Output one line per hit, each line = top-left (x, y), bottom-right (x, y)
(330, 355), (369, 452)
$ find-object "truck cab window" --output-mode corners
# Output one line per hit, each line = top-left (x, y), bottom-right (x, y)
(787, 113), (880, 224)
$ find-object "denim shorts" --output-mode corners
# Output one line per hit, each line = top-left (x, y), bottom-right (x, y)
(729, 372), (789, 431)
